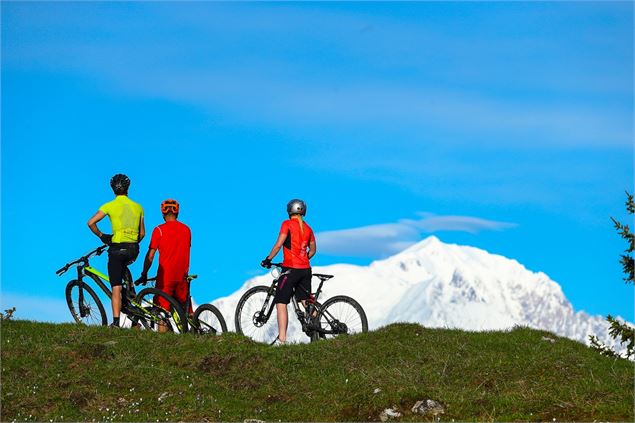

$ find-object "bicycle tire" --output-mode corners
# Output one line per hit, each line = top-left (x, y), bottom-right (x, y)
(192, 303), (227, 335)
(65, 280), (108, 326)
(134, 287), (188, 333)
(316, 295), (368, 339)
(234, 285), (278, 343)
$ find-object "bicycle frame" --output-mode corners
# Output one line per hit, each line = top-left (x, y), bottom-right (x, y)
(83, 267), (113, 298)
(78, 265), (148, 323)
(254, 270), (329, 336)
(184, 277), (195, 323)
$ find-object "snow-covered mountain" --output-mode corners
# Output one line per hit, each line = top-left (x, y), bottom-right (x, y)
(210, 236), (631, 350)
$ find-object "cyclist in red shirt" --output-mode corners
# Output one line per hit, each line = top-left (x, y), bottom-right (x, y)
(136, 199), (191, 331)
(261, 199), (317, 344)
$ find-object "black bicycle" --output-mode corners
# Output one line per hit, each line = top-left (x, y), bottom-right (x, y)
(144, 274), (227, 335)
(56, 245), (187, 332)
(234, 263), (368, 343)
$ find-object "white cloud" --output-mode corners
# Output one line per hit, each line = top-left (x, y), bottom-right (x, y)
(406, 213), (518, 234)
(316, 213), (517, 258)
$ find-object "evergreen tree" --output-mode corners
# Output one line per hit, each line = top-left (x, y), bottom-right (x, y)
(589, 192), (634, 358)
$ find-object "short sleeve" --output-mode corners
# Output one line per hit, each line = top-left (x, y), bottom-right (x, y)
(279, 220), (289, 235)
(149, 226), (162, 250)
(98, 202), (110, 216)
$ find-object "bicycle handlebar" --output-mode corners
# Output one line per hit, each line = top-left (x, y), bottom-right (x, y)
(55, 265), (70, 276)
(143, 274), (198, 285)
(56, 244), (108, 276)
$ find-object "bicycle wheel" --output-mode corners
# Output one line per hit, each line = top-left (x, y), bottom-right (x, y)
(235, 285), (278, 343)
(192, 304), (227, 335)
(134, 287), (188, 333)
(316, 295), (368, 339)
(65, 280), (107, 326)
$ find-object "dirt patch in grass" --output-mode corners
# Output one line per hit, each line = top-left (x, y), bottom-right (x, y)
(338, 402), (384, 422)
(263, 393), (292, 404)
(198, 351), (264, 377)
(226, 376), (260, 391)
(198, 353), (238, 376)
(75, 343), (114, 361)
(68, 390), (96, 408)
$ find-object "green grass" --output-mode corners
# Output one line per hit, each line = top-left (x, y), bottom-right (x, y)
(1, 320), (633, 422)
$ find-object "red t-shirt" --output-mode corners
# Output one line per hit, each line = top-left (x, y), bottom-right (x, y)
(280, 219), (315, 269)
(150, 220), (192, 283)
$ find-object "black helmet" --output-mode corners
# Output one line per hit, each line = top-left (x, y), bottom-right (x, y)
(287, 199), (307, 216)
(110, 174), (130, 194)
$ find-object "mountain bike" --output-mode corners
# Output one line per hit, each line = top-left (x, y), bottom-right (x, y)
(56, 245), (187, 332)
(144, 274), (227, 335)
(234, 263), (368, 343)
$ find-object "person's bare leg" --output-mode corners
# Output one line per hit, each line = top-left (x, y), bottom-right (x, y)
(157, 299), (170, 333)
(276, 303), (288, 342)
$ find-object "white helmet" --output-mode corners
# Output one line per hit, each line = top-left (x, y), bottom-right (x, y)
(287, 199), (307, 216)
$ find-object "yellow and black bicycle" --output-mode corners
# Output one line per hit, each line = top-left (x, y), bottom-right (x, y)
(56, 245), (187, 332)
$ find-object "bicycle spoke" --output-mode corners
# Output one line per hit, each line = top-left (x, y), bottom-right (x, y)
(236, 287), (277, 344)
(319, 298), (365, 338)
(197, 309), (224, 329)
(67, 282), (106, 326)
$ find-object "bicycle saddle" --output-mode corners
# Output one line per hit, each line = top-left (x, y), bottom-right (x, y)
(313, 273), (334, 281)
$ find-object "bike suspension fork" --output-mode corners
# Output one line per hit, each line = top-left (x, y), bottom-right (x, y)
(77, 267), (87, 317)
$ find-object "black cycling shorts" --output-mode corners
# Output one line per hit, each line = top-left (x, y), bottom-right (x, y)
(108, 243), (139, 287)
(274, 267), (312, 305)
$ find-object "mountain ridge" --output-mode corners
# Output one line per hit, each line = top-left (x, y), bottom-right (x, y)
(211, 236), (630, 352)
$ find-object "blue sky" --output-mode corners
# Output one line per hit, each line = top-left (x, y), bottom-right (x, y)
(2, 1), (633, 323)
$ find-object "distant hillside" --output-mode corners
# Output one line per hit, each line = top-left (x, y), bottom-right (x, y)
(1, 320), (633, 422)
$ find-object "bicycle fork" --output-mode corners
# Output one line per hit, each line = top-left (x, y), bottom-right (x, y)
(77, 267), (89, 318)
(254, 287), (276, 327)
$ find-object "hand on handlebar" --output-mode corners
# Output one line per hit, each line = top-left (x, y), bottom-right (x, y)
(135, 273), (148, 286)
(260, 257), (272, 269)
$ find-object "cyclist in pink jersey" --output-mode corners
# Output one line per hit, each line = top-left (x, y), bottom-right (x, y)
(261, 199), (316, 345)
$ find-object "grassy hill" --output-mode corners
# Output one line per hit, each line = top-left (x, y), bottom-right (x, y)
(1, 320), (633, 422)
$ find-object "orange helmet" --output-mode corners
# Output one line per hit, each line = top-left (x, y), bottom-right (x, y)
(161, 199), (179, 215)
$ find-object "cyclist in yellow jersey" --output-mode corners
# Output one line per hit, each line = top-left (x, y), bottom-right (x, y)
(88, 174), (145, 327)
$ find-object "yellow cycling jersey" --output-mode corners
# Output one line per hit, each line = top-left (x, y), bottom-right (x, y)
(99, 195), (144, 243)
